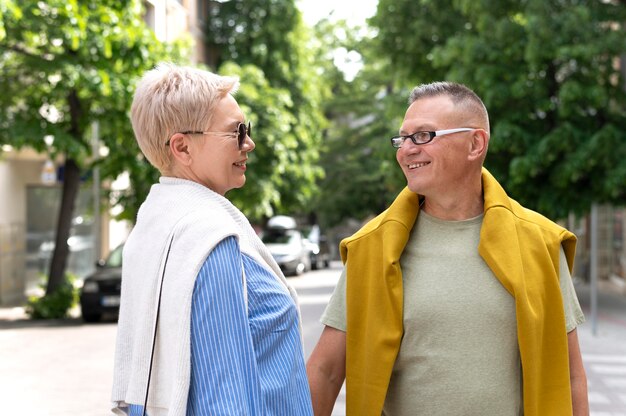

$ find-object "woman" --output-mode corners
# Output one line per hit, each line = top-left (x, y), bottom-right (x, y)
(111, 63), (313, 416)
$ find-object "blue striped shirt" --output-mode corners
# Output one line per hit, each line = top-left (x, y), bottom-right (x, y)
(129, 236), (313, 415)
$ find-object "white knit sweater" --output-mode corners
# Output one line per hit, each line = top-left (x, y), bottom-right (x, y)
(111, 177), (298, 416)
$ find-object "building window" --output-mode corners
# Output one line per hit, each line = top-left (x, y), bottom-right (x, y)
(197, 0), (208, 24)
(143, 0), (156, 30)
(26, 185), (96, 281)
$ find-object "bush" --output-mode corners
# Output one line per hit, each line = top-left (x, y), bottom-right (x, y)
(25, 275), (78, 320)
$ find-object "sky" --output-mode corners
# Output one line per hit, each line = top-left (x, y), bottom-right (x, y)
(297, 0), (379, 80)
(297, 0), (378, 26)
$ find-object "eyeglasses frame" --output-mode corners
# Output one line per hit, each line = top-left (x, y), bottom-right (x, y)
(166, 121), (251, 149)
(390, 127), (475, 148)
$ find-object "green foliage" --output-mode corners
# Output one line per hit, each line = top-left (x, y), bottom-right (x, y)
(25, 274), (78, 319)
(206, 0), (328, 220)
(220, 62), (296, 219)
(0, 0), (188, 292)
(0, 0), (188, 218)
(307, 18), (410, 227)
(368, 0), (626, 220)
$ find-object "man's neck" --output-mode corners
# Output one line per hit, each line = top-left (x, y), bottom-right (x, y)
(421, 185), (484, 221)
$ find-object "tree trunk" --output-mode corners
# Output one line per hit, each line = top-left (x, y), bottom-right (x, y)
(205, 1), (223, 69)
(46, 158), (81, 294)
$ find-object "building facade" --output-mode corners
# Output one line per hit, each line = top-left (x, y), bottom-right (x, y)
(0, 0), (208, 305)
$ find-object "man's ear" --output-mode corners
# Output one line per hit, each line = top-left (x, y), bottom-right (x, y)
(468, 129), (489, 161)
(168, 133), (193, 166)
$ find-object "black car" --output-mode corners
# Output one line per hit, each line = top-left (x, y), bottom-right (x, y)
(80, 243), (123, 322)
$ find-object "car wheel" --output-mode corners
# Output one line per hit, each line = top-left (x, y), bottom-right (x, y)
(82, 312), (102, 323)
(311, 255), (319, 270)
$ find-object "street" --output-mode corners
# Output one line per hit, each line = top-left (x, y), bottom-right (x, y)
(1, 262), (625, 415)
(0, 263), (345, 416)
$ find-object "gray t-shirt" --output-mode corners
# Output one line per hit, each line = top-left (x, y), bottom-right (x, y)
(321, 212), (585, 416)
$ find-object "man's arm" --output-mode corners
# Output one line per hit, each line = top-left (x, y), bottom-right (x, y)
(567, 329), (589, 416)
(306, 325), (347, 416)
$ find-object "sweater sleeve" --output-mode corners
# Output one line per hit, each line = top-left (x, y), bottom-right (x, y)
(186, 235), (263, 415)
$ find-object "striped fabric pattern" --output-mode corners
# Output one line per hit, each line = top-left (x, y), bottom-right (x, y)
(129, 236), (312, 415)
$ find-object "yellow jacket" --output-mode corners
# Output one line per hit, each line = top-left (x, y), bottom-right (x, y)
(340, 168), (577, 416)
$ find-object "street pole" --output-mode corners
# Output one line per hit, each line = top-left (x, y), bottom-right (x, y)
(590, 203), (598, 336)
(91, 121), (101, 262)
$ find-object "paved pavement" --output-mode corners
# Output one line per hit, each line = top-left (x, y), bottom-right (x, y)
(290, 264), (347, 415)
(0, 266), (344, 416)
(0, 269), (624, 415)
(575, 282), (626, 415)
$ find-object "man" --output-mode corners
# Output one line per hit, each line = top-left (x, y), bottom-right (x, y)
(307, 82), (588, 416)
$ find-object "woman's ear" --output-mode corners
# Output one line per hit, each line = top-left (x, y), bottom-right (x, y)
(168, 133), (193, 166)
(468, 129), (489, 162)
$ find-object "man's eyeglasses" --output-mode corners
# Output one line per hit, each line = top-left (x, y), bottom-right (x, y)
(166, 121), (251, 149)
(390, 128), (474, 148)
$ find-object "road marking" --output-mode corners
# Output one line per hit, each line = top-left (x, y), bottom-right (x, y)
(298, 294), (332, 305)
(588, 392), (610, 404)
(604, 377), (626, 388)
(591, 365), (626, 375)
(590, 412), (626, 416)
(584, 354), (626, 364)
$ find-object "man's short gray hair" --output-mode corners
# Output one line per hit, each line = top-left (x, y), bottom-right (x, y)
(408, 81), (481, 105)
(408, 81), (490, 133)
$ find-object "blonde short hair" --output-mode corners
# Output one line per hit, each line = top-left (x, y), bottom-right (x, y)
(130, 63), (239, 173)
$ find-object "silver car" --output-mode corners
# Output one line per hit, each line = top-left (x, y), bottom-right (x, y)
(262, 228), (311, 276)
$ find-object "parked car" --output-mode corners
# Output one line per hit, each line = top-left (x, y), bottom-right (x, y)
(36, 216), (97, 279)
(262, 221), (311, 276)
(303, 224), (331, 270)
(80, 243), (123, 322)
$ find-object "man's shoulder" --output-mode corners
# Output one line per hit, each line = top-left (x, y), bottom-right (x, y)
(482, 167), (568, 236)
(342, 187), (419, 247)
(343, 212), (410, 245)
(504, 197), (567, 235)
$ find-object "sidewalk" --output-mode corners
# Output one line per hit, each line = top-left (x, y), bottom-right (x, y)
(576, 281), (626, 349)
(575, 282), (626, 414)
(1, 281), (625, 414)
(0, 303), (81, 327)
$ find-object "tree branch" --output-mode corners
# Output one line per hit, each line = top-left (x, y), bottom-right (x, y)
(0, 42), (55, 62)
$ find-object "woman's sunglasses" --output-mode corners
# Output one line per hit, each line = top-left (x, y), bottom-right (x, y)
(166, 122), (251, 149)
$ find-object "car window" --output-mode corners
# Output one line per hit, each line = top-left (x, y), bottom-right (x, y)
(106, 244), (124, 267)
(262, 230), (301, 245)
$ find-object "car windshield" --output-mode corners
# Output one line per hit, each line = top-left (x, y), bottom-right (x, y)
(262, 230), (300, 245)
(302, 224), (321, 242)
(105, 244), (123, 267)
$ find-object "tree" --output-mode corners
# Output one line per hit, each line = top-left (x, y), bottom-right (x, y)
(370, 0), (626, 219)
(218, 61), (302, 220)
(0, 0), (187, 295)
(204, 0), (328, 221)
(308, 17), (410, 227)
